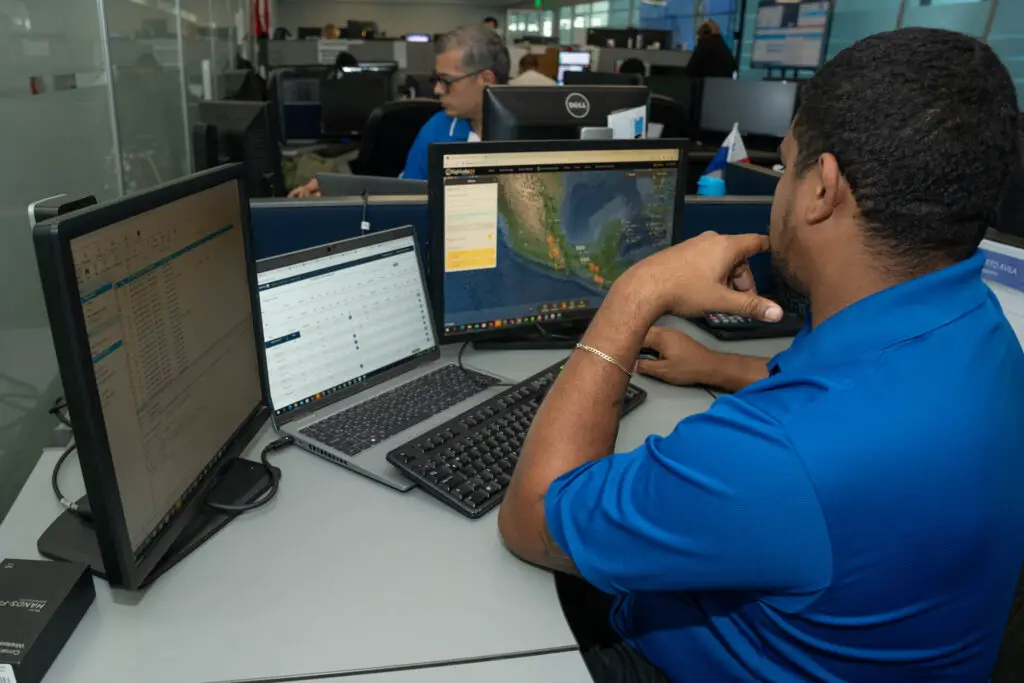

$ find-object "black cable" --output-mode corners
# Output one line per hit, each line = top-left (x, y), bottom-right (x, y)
(51, 440), (91, 521)
(457, 341), (512, 387)
(206, 437), (294, 514)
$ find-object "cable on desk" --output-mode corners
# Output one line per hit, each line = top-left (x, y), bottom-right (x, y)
(51, 440), (91, 522)
(457, 341), (512, 387)
(206, 436), (294, 514)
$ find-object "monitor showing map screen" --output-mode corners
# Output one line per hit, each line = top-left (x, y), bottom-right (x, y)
(429, 140), (686, 341)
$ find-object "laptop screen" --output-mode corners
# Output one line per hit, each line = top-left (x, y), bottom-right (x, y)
(257, 232), (436, 416)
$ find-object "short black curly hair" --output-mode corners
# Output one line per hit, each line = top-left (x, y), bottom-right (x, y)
(793, 28), (1020, 267)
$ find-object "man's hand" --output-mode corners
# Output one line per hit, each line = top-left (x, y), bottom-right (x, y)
(287, 178), (321, 198)
(637, 326), (771, 392)
(636, 327), (718, 386)
(618, 232), (782, 325)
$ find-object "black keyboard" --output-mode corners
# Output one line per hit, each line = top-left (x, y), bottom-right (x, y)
(301, 365), (500, 456)
(387, 359), (648, 519)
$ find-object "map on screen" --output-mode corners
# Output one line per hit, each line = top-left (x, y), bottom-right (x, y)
(442, 167), (676, 328)
(497, 168), (674, 292)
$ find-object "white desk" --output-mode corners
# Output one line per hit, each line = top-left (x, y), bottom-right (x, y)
(320, 652), (591, 683)
(0, 344), (714, 683)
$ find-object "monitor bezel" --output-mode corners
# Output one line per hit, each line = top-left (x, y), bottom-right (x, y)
(32, 163), (272, 589)
(427, 138), (689, 344)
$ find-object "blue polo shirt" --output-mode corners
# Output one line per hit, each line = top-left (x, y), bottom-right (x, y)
(546, 252), (1024, 682)
(400, 111), (474, 180)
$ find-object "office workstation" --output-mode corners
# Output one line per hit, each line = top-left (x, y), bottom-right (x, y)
(5, 9), (1024, 683)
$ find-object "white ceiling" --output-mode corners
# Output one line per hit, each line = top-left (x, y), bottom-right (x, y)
(280, 0), (525, 6)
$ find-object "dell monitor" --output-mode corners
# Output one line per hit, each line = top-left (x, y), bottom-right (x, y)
(483, 85), (650, 142)
(428, 139), (687, 348)
(195, 100), (286, 198)
(32, 164), (271, 589)
(563, 71), (644, 87)
(699, 78), (799, 143)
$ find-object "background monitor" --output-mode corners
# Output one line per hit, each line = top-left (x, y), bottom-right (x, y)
(699, 78), (798, 139)
(427, 139), (687, 344)
(646, 74), (700, 113)
(558, 51), (592, 85)
(297, 27), (322, 40)
(195, 100), (286, 198)
(483, 85), (650, 142)
(649, 65), (688, 78)
(31, 165), (269, 588)
(316, 173), (427, 198)
(563, 71), (644, 87)
(751, 0), (834, 69)
(321, 72), (393, 136)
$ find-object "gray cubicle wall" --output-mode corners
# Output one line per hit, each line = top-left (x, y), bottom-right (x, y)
(269, 40), (320, 67)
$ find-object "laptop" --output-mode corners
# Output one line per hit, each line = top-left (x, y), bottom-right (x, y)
(255, 227), (508, 490)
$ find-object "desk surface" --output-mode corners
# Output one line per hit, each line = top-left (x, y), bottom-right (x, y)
(322, 652), (591, 683)
(0, 342), (715, 683)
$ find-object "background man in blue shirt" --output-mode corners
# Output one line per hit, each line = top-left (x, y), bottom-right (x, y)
(287, 25), (507, 196)
(498, 28), (1024, 683)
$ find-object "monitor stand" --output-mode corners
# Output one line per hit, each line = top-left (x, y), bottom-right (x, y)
(472, 323), (585, 351)
(36, 458), (269, 588)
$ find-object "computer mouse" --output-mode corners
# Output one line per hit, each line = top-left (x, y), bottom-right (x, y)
(637, 348), (661, 362)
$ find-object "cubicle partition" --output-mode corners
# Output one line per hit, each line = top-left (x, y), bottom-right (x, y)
(725, 162), (782, 196)
(250, 195), (430, 265)
(250, 194), (775, 293)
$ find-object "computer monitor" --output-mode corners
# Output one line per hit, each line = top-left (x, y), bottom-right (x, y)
(699, 77), (798, 140)
(483, 85), (650, 142)
(587, 28), (632, 48)
(649, 65), (688, 78)
(558, 51), (592, 85)
(32, 164), (271, 589)
(646, 74), (700, 112)
(563, 71), (644, 87)
(321, 72), (393, 136)
(427, 139), (687, 346)
(297, 27), (322, 40)
(195, 100), (286, 198)
(316, 173), (427, 198)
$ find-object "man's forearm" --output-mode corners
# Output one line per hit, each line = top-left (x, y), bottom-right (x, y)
(498, 282), (656, 567)
(707, 353), (771, 393)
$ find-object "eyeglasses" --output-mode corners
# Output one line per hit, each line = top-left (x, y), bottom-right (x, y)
(431, 69), (487, 94)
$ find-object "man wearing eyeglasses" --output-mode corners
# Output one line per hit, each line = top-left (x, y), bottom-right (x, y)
(400, 24), (509, 180)
(287, 25), (508, 197)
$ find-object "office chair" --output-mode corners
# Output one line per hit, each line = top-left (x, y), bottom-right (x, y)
(649, 94), (695, 139)
(349, 98), (443, 177)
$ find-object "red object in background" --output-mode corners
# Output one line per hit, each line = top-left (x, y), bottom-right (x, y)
(252, 0), (270, 38)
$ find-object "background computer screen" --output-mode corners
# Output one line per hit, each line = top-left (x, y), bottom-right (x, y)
(700, 78), (798, 138)
(70, 179), (262, 556)
(558, 51), (592, 85)
(437, 145), (682, 339)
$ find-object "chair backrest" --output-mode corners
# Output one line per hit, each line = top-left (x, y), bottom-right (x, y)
(649, 94), (694, 139)
(992, 562), (1024, 683)
(350, 98), (443, 177)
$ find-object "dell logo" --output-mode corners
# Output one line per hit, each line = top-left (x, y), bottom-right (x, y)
(565, 93), (591, 119)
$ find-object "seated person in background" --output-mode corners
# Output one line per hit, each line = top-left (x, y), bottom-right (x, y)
(322, 23), (341, 40)
(510, 54), (556, 86)
(498, 28), (1024, 683)
(287, 25), (508, 197)
(483, 16), (500, 32)
(618, 57), (646, 76)
(685, 19), (737, 78)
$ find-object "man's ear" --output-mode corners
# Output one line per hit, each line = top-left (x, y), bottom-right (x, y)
(804, 152), (842, 225)
(480, 70), (497, 85)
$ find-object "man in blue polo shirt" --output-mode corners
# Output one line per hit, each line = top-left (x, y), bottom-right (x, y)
(498, 28), (1024, 683)
(399, 24), (508, 179)
(286, 25), (506, 197)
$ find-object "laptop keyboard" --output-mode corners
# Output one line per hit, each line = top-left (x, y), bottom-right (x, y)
(300, 365), (501, 456)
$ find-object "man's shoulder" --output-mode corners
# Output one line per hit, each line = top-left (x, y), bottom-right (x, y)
(418, 111), (465, 141)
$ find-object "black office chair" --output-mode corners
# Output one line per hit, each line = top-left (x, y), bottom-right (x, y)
(649, 94), (695, 139)
(350, 98), (443, 177)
